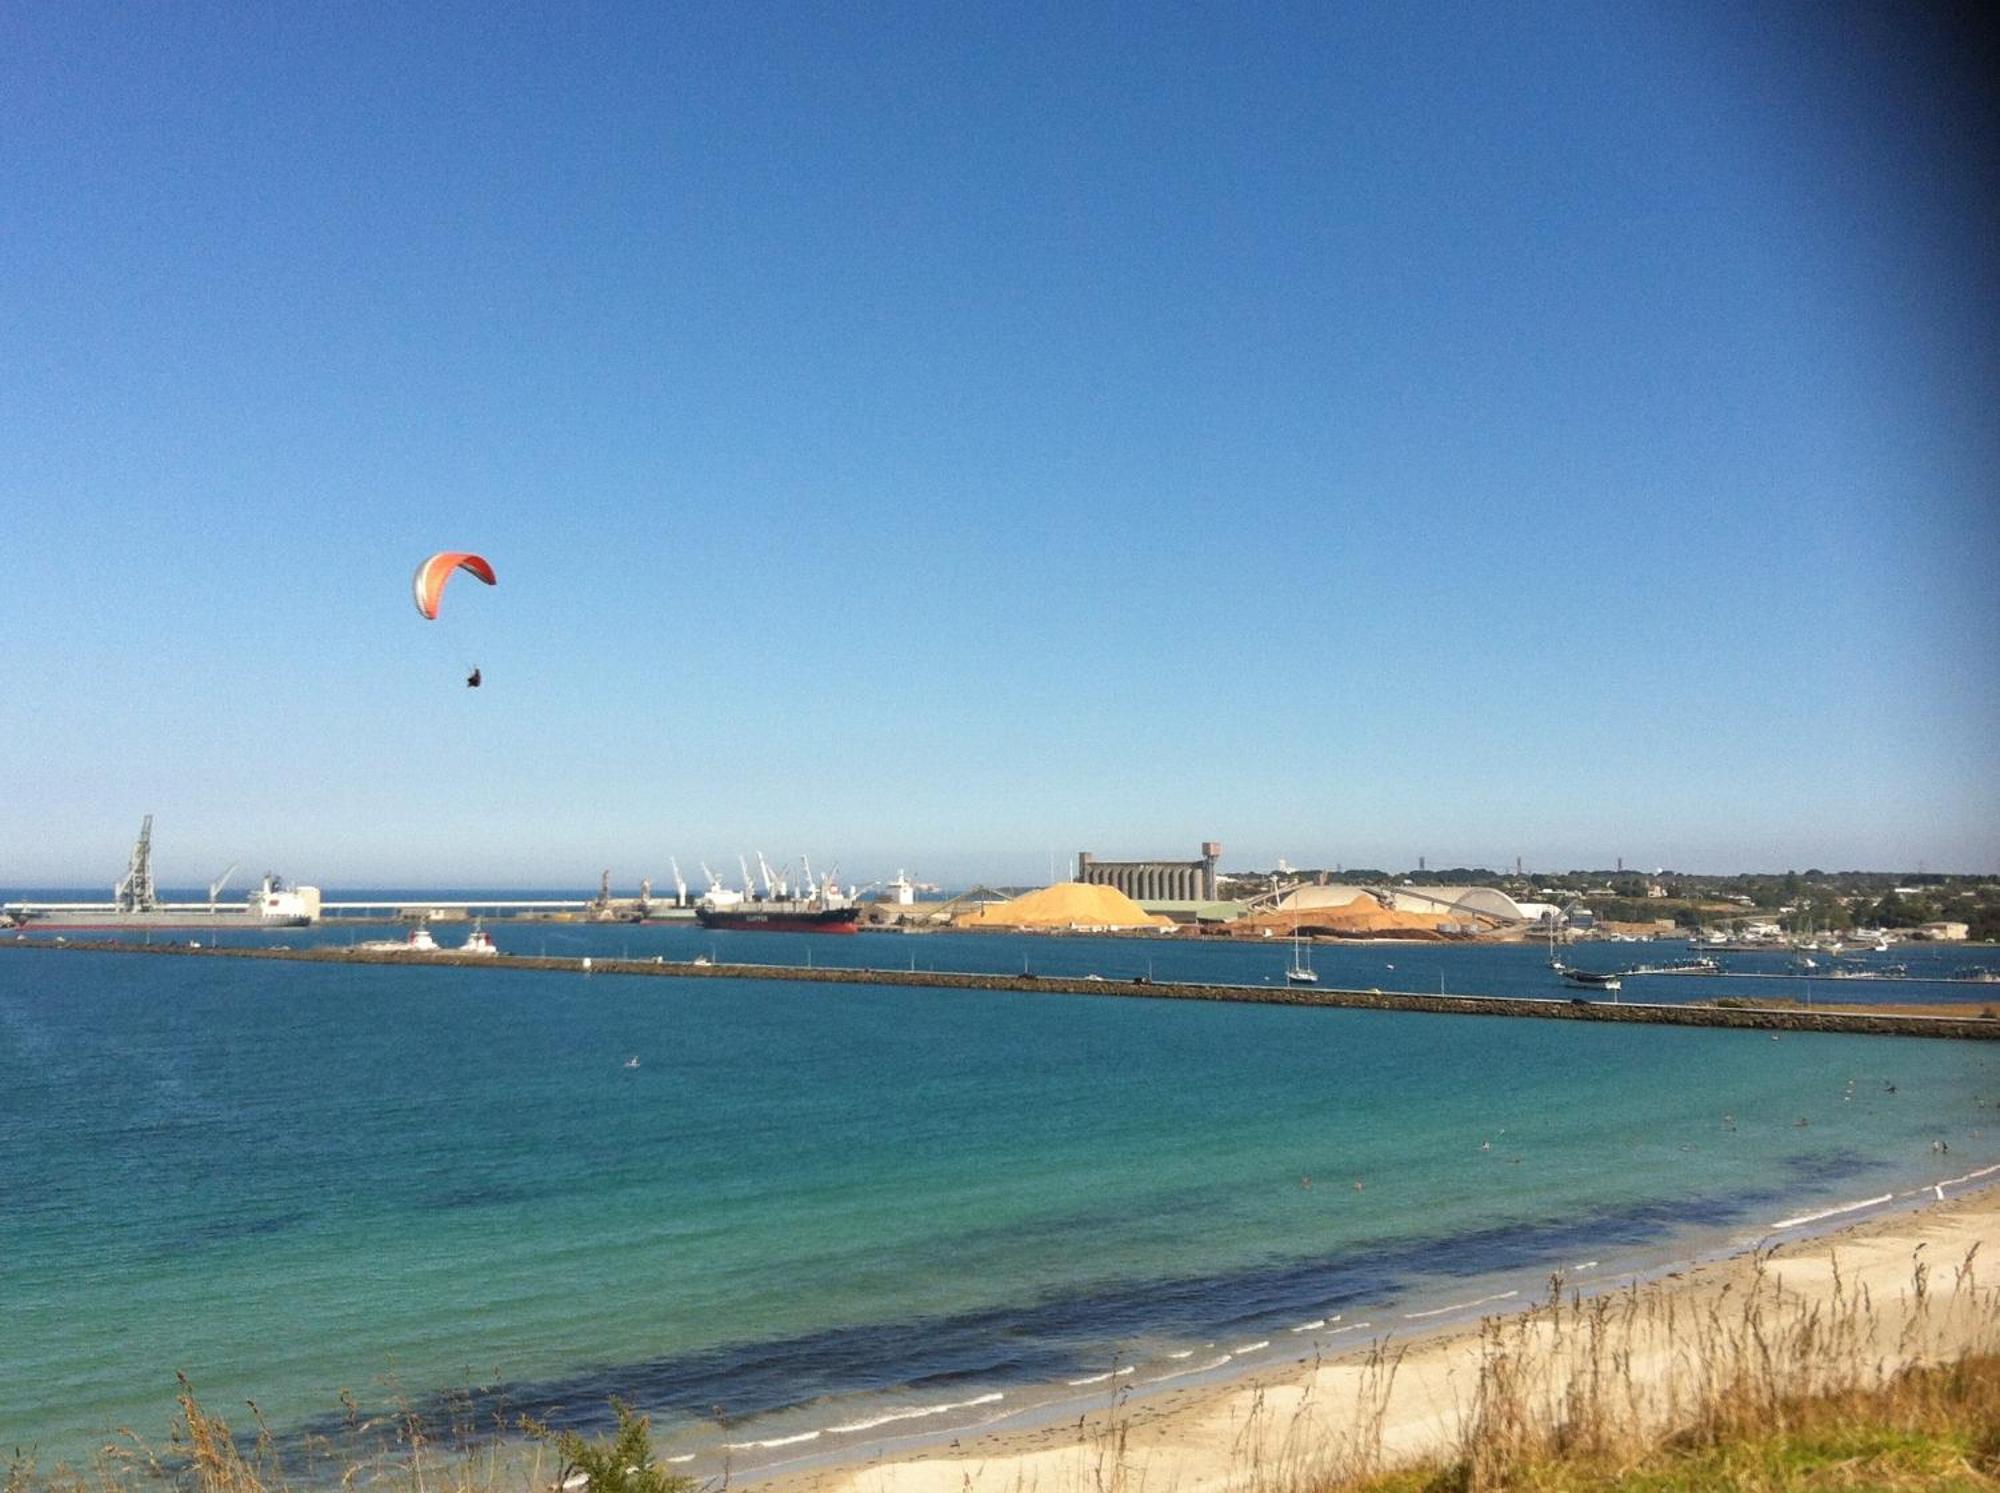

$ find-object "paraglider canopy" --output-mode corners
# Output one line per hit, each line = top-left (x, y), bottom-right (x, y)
(412, 552), (496, 620)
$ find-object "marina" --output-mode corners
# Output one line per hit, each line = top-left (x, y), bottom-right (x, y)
(8, 938), (1994, 1039)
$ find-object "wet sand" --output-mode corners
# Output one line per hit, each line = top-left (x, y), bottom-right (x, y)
(752, 1180), (2000, 1493)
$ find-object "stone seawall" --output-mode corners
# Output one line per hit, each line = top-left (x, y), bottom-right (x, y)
(7, 938), (1996, 1040)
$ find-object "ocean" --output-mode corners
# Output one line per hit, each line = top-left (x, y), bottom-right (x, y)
(2, 925), (1995, 1475)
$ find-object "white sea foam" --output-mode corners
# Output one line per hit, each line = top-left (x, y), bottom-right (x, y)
(1165, 1349), (1195, 1359)
(1403, 1289), (1518, 1321)
(1324, 1320), (1372, 1335)
(1289, 1319), (1326, 1333)
(1065, 1366), (1136, 1386)
(1140, 1353), (1233, 1385)
(826, 1392), (1005, 1436)
(1935, 1162), (2000, 1193)
(1770, 1193), (1894, 1231)
(664, 1456), (696, 1465)
(724, 1430), (821, 1450)
(1571, 1260), (1599, 1271)
(1231, 1339), (1270, 1355)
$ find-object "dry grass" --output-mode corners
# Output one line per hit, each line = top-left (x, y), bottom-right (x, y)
(1276, 1241), (2000, 1491)
(6, 1373), (553, 1493)
(10, 1244), (1998, 1493)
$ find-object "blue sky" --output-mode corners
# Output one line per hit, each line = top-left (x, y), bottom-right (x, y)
(3, 2), (1995, 887)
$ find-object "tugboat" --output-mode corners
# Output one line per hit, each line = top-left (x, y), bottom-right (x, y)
(357, 925), (440, 953)
(460, 920), (498, 956)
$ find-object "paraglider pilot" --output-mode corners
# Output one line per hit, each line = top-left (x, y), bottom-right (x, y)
(466, 667), (482, 689)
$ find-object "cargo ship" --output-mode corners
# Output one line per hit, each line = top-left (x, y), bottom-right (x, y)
(692, 853), (861, 934)
(2, 817), (320, 931)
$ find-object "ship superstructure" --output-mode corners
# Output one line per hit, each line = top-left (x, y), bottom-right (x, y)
(3, 818), (320, 930)
(693, 854), (861, 933)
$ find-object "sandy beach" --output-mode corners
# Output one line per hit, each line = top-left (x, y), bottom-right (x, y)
(755, 1178), (2000, 1493)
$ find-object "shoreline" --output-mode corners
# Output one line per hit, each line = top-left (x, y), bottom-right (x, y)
(743, 1177), (2000, 1493)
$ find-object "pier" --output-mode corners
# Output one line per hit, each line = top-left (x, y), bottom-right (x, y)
(6, 939), (1996, 1039)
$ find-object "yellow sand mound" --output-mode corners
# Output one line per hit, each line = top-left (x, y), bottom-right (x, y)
(955, 882), (1174, 931)
(1235, 896), (1452, 939)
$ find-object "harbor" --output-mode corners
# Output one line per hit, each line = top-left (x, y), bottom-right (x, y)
(8, 937), (1995, 1039)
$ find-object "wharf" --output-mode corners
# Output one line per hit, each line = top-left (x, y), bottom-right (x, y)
(1631, 968), (2000, 986)
(7, 939), (1997, 1040)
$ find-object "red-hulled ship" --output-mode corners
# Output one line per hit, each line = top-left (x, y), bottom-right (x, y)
(693, 855), (862, 934)
(694, 901), (861, 933)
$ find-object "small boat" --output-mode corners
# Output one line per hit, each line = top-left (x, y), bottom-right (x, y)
(1544, 918), (1622, 992)
(1559, 968), (1623, 992)
(623, 1056), (640, 1069)
(1285, 930), (1319, 985)
(460, 921), (498, 956)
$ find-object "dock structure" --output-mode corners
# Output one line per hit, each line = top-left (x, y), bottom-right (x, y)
(1078, 841), (1223, 903)
(5, 940), (1995, 1040)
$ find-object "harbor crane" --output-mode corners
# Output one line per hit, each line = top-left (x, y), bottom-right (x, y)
(115, 815), (158, 913)
(669, 858), (689, 907)
(207, 863), (239, 911)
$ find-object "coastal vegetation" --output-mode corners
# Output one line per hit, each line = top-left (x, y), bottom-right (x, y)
(12, 1235), (1995, 1493)
(1217, 867), (2000, 941)
(1331, 1356), (2000, 1490)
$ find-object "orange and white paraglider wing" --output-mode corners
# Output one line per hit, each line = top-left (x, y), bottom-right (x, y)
(411, 552), (497, 620)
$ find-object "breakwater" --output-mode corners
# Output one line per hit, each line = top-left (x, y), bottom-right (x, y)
(8, 938), (1996, 1039)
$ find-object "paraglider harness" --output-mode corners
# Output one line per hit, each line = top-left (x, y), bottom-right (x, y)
(466, 667), (482, 689)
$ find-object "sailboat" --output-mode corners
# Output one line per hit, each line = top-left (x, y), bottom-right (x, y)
(1285, 925), (1319, 985)
(1548, 916), (1622, 992)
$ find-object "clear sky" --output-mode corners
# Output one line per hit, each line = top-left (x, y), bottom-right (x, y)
(3, 2), (1995, 888)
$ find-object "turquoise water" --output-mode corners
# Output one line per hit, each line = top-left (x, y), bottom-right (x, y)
(2, 943), (1995, 1473)
(13, 903), (1997, 1006)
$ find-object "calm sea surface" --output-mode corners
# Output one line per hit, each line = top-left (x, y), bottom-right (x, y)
(3, 919), (1996, 1473)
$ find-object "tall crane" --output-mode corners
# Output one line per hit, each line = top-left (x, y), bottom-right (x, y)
(207, 863), (239, 911)
(670, 858), (689, 907)
(114, 816), (157, 913)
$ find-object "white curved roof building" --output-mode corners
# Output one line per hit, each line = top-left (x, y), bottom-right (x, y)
(1276, 884), (1535, 924)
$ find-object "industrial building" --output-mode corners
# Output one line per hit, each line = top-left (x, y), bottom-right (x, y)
(1077, 842), (1223, 903)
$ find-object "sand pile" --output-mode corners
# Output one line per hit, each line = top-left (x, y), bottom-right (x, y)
(955, 883), (1173, 931)
(1236, 896), (1452, 940)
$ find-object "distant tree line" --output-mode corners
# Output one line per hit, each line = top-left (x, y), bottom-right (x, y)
(1217, 865), (2000, 941)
